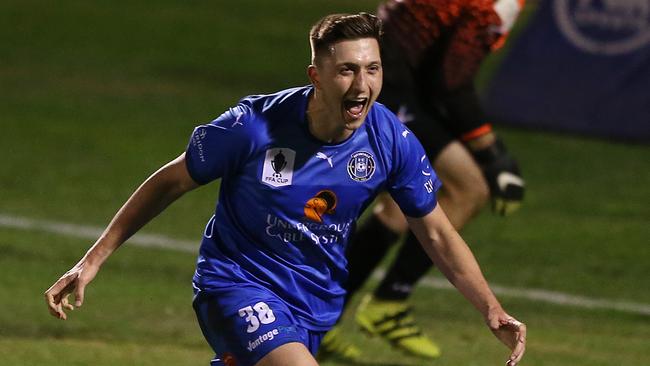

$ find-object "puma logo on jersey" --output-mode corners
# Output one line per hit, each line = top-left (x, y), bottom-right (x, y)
(316, 152), (334, 168)
(231, 111), (244, 127)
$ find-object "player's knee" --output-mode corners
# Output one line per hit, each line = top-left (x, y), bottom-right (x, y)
(471, 176), (490, 210)
(445, 175), (489, 216)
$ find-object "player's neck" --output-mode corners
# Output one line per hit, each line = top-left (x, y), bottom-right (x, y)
(307, 92), (353, 144)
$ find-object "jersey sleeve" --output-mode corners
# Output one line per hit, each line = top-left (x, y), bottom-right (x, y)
(387, 124), (442, 218)
(185, 105), (256, 185)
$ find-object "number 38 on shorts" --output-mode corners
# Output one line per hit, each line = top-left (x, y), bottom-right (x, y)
(238, 302), (277, 333)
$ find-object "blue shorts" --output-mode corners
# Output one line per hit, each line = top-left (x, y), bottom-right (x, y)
(193, 286), (325, 366)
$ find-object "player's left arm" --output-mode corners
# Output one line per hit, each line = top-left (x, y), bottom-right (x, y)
(406, 206), (526, 366)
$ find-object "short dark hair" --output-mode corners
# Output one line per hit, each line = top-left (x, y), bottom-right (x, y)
(309, 12), (383, 65)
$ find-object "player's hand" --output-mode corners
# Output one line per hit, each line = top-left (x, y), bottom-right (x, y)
(487, 310), (527, 366)
(472, 139), (525, 216)
(44, 260), (99, 320)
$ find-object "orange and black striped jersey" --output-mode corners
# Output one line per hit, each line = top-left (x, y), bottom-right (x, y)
(378, 0), (520, 90)
(376, 0), (524, 139)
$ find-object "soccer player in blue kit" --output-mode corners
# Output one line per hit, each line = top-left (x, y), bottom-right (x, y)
(45, 12), (526, 366)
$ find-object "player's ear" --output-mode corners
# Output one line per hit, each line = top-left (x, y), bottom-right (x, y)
(307, 64), (321, 89)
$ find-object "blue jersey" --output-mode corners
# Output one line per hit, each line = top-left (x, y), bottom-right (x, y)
(186, 86), (441, 331)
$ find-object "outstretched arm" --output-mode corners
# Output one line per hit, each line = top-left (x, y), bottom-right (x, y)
(406, 205), (526, 366)
(45, 153), (199, 320)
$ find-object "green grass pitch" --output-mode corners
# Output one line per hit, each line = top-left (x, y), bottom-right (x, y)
(1, 1), (648, 365)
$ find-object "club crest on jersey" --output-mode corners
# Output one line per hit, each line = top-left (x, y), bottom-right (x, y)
(347, 151), (376, 182)
(261, 148), (295, 187)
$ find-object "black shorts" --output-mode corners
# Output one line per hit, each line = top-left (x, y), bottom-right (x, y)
(378, 33), (454, 160)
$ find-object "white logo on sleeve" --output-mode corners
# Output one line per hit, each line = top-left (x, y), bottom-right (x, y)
(420, 155), (431, 176)
(424, 179), (436, 193)
(421, 154), (435, 193)
(192, 127), (208, 162)
(261, 148), (295, 187)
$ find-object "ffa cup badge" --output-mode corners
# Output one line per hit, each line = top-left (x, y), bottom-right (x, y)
(261, 148), (295, 187)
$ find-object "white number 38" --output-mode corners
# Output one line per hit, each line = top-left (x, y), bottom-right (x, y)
(238, 302), (277, 333)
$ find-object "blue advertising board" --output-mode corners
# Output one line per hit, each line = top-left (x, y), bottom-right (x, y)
(484, 0), (650, 142)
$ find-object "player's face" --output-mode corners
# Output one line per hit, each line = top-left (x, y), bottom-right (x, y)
(310, 38), (382, 133)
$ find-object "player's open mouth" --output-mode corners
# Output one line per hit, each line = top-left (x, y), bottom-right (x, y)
(343, 98), (367, 120)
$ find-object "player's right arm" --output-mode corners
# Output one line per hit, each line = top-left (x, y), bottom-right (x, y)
(45, 153), (199, 320)
(406, 206), (526, 366)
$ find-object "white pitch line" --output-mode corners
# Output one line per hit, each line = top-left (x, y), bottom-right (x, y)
(0, 213), (197, 253)
(371, 271), (650, 316)
(2, 213), (649, 316)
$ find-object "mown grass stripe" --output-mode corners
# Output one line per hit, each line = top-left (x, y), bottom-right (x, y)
(2, 212), (649, 316)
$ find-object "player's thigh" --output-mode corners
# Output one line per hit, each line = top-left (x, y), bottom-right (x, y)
(193, 289), (312, 366)
(255, 342), (318, 366)
(433, 141), (486, 192)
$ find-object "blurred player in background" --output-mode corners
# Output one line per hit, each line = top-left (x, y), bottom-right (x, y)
(319, 0), (526, 361)
(45, 12), (526, 366)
